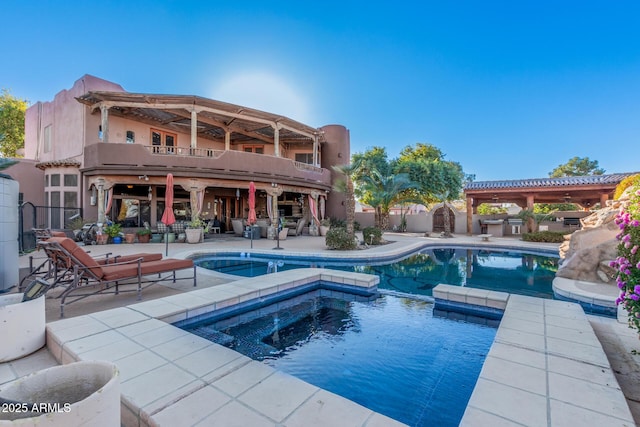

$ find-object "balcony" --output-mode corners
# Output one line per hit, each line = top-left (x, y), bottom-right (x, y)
(81, 143), (332, 189)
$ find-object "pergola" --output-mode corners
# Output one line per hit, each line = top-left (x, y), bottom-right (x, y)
(76, 91), (325, 164)
(463, 173), (637, 234)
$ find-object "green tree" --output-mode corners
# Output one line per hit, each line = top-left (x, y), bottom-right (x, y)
(332, 158), (364, 238)
(395, 143), (465, 237)
(0, 89), (28, 158)
(549, 156), (605, 178)
(358, 171), (416, 230)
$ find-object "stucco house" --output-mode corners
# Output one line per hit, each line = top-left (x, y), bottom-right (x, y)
(16, 75), (349, 238)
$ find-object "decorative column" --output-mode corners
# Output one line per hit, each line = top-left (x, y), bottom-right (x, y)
(273, 124), (280, 157)
(225, 130), (231, 151)
(309, 191), (319, 236)
(100, 105), (109, 143)
(96, 179), (106, 223)
(267, 187), (283, 239)
(313, 132), (319, 166)
(191, 110), (198, 149)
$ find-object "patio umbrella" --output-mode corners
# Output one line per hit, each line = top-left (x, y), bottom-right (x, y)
(248, 182), (257, 248)
(161, 173), (176, 256)
(248, 182), (257, 225)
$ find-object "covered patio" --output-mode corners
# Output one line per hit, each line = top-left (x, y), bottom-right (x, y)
(463, 173), (637, 234)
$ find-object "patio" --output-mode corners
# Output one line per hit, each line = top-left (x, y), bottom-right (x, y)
(4, 233), (639, 426)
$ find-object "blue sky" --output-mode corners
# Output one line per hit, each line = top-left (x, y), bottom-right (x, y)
(2, 1), (639, 180)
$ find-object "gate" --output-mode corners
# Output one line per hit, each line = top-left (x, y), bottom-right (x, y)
(18, 203), (82, 253)
(432, 206), (455, 233)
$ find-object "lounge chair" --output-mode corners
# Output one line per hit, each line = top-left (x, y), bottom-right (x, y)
(37, 237), (196, 317)
(19, 236), (164, 293)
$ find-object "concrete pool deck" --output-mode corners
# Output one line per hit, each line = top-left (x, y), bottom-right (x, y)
(4, 233), (640, 426)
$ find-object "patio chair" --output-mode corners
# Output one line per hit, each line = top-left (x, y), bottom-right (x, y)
(19, 236), (164, 293)
(37, 237), (196, 317)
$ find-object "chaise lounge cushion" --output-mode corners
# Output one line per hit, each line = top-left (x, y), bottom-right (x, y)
(100, 258), (194, 281)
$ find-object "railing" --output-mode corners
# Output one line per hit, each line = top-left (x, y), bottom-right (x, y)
(143, 145), (226, 158)
(83, 143), (332, 189)
(19, 203), (83, 253)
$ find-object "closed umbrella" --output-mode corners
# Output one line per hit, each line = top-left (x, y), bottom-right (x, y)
(248, 182), (257, 247)
(161, 173), (176, 256)
(248, 182), (257, 225)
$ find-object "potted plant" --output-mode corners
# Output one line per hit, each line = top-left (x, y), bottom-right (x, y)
(136, 227), (152, 243)
(186, 217), (205, 244)
(103, 223), (122, 244)
(319, 218), (331, 236)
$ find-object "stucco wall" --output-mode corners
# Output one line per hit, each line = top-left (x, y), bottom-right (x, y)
(320, 125), (349, 221)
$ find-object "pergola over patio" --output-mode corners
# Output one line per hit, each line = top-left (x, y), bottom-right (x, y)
(463, 172), (637, 234)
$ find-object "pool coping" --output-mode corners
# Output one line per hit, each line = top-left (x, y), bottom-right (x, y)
(433, 284), (635, 426)
(45, 268), (408, 427)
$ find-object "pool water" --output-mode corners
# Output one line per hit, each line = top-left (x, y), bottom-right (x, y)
(180, 290), (498, 427)
(195, 247), (559, 298)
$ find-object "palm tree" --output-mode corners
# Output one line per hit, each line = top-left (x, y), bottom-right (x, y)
(332, 159), (363, 237)
(358, 171), (416, 230)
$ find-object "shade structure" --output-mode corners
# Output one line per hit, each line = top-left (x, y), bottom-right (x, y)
(161, 173), (176, 256)
(248, 182), (257, 225)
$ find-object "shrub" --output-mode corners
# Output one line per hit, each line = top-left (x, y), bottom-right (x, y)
(103, 223), (122, 238)
(325, 227), (357, 250)
(362, 226), (383, 245)
(521, 231), (566, 243)
(614, 174), (640, 200)
(611, 181), (640, 333)
(136, 228), (152, 236)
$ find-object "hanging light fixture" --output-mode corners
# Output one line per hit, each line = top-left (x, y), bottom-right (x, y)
(148, 186), (152, 201)
(236, 188), (240, 200)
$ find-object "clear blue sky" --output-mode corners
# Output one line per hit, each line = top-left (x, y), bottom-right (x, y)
(2, 1), (639, 180)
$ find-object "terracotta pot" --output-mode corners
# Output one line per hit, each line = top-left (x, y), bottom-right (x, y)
(124, 233), (136, 244)
(96, 234), (108, 245)
(137, 233), (151, 243)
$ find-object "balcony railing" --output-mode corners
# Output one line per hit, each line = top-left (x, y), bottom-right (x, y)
(83, 143), (331, 188)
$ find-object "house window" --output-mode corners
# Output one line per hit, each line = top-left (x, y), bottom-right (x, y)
(151, 129), (177, 154)
(43, 125), (52, 153)
(243, 145), (264, 154)
(126, 130), (135, 144)
(64, 174), (78, 186)
(50, 174), (60, 187)
(295, 153), (314, 164)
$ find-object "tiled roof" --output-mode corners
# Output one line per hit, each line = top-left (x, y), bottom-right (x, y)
(35, 159), (81, 170)
(464, 172), (638, 191)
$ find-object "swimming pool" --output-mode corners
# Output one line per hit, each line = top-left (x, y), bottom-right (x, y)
(179, 289), (497, 427)
(194, 246), (559, 299)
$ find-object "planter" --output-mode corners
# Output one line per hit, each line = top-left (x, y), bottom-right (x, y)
(111, 236), (122, 244)
(163, 232), (176, 243)
(124, 233), (136, 244)
(96, 234), (108, 245)
(0, 294), (45, 362)
(150, 233), (162, 243)
(319, 225), (330, 236)
(137, 233), (151, 243)
(231, 219), (244, 235)
(185, 228), (203, 244)
(0, 361), (120, 426)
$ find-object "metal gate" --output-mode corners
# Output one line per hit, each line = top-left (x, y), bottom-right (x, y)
(18, 203), (82, 253)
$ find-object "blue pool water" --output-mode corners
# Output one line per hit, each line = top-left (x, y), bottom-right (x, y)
(180, 290), (497, 427)
(195, 246), (559, 299)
